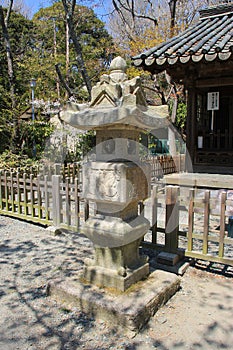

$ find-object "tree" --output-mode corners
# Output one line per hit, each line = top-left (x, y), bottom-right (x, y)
(0, 2), (35, 151)
(61, 0), (92, 98)
(109, 0), (209, 55)
(0, 1), (18, 151)
(0, 1), (15, 109)
(31, 1), (114, 101)
(0, 1), (114, 162)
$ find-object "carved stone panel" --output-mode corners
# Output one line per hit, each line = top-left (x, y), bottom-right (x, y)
(82, 161), (150, 204)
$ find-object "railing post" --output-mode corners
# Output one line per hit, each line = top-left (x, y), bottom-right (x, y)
(74, 177), (80, 229)
(165, 185), (179, 253)
(151, 185), (158, 244)
(65, 177), (71, 227)
(84, 199), (89, 222)
(139, 201), (145, 241)
(203, 190), (210, 255)
(188, 189), (195, 252)
(52, 175), (62, 227)
(54, 163), (61, 176)
(4, 171), (9, 211)
(0, 171), (2, 211)
(219, 191), (227, 258)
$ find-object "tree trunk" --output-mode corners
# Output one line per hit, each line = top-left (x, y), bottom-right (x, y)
(0, 4), (16, 109)
(0, 3), (20, 151)
(62, 0), (92, 100)
(53, 18), (60, 98)
(55, 64), (73, 98)
(168, 94), (178, 156)
(168, 0), (177, 37)
(166, 72), (178, 157)
(65, 20), (70, 99)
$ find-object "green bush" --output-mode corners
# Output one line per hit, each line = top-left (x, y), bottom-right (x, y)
(0, 150), (39, 171)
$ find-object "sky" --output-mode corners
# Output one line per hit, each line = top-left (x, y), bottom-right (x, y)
(24, 0), (52, 16)
(21, 0), (111, 19)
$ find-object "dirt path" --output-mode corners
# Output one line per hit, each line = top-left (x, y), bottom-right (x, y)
(139, 266), (233, 350)
(0, 215), (232, 350)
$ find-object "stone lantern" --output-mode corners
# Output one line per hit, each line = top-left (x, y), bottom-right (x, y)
(61, 57), (168, 292)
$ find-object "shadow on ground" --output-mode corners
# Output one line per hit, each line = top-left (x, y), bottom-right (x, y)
(0, 216), (233, 349)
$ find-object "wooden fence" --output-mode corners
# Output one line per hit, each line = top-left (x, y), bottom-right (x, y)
(9, 162), (81, 180)
(0, 171), (89, 231)
(143, 185), (233, 266)
(1, 154), (184, 182)
(146, 154), (186, 180)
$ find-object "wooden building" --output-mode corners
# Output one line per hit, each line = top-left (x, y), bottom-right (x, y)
(133, 1), (233, 172)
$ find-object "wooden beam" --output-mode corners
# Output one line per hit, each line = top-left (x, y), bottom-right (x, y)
(196, 76), (233, 87)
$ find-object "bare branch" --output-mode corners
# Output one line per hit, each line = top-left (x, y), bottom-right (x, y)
(5, 0), (13, 25)
(55, 64), (73, 98)
(112, 0), (158, 26)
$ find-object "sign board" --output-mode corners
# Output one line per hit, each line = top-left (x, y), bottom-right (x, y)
(207, 92), (219, 111)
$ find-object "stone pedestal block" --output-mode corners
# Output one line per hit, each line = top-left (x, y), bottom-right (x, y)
(83, 241), (149, 292)
(81, 216), (150, 291)
(83, 261), (149, 292)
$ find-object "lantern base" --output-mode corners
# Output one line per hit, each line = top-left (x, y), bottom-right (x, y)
(83, 240), (149, 292)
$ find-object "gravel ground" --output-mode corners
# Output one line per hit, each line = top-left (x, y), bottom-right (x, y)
(0, 215), (233, 350)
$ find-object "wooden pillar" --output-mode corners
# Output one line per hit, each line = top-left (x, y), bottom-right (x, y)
(157, 185), (180, 268)
(52, 175), (62, 227)
(186, 79), (196, 168)
(165, 185), (179, 253)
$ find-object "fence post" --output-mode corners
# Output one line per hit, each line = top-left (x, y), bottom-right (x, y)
(151, 185), (158, 244)
(219, 191), (227, 258)
(44, 175), (50, 222)
(65, 177), (71, 227)
(139, 201), (145, 241)
(37, 174), (43, 220)
(165, 185), (179, 253)
(16, 172), (21, 215)
(74, 177), (80, 229)
(52, 175), (62, 227)
(4, 171), (9, 212)
(203, 190), (210, 255)
(54, 163), (61, 176)
(0, 171), (2, 211)
(188, 189), (195, 252)
(84, 199), (89, 221)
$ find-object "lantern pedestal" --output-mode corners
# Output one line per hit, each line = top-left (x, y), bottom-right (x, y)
(82, 216), (150, 292)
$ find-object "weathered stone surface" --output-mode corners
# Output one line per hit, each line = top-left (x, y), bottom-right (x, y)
(47, 270), (181, 334)
(60, 104), (169, 131)
(81, 215), (150, 247)
(157, 252), (180, 266)
(82, 161), (150, 205)
(83, 262), (149, 292)
(60, 56), (169, 131)
(96, 128), (140, 162)
(80, 226), (150, 292)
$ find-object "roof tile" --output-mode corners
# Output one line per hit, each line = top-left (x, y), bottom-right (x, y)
(133, 2), (233, 70)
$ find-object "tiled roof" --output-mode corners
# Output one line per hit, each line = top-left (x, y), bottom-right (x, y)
(132, 3), (233, 71)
